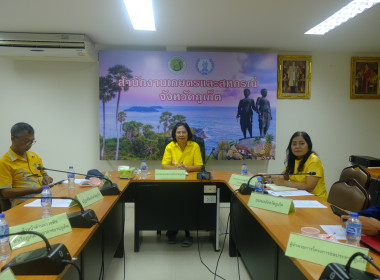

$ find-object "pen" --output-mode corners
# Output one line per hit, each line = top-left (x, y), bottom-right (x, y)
(50, 180), (65, 187)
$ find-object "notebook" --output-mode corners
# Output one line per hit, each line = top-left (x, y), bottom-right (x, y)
(360, 235), (380, 254)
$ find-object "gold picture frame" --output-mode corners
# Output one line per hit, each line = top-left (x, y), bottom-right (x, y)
(277, 55), (312, 99)
(350, 57), (380, 99)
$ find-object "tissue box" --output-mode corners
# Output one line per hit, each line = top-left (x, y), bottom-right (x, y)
(120, 167), (135, 179)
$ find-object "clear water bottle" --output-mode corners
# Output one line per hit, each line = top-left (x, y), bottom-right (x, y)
(67, 166), (75, 189)
(0, 213), (10, 261)
(346, 212), (361, 246)
(255, 177), (264, 193)
(140, 160), (148, 179)
(41, 186), (52, 218)
(241, 163), (248, 176)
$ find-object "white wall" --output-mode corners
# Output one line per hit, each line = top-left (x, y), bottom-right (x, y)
(0, 52), (379, 191)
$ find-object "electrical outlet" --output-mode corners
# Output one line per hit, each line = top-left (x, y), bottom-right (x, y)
(204, 185), (216, 193)
(204, 195), (216, 203)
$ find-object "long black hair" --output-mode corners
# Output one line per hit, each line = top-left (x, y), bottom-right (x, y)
(171, 122), (193, 142)
(284, 131), (315, 174)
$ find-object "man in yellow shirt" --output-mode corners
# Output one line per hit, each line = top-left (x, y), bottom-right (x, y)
(0, 122), (53, 207)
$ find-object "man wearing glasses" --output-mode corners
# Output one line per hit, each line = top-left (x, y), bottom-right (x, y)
(0, 122), (53, 207)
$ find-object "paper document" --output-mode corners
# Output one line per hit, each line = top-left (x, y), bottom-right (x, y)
(267, 190), (313, 197)
(266, 184), (297, 192)
(24, 199), (72, 208)
(320, 225), (346, 240)
(63, 179), (89, 184)
(293, 200), (327, 208)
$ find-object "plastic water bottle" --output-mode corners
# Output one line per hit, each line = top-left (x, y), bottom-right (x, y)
(241, 163), (248, 176)
(67, 166), (75, 189)
(255, 177), (264, 193)
(0, 213), (10, 261)
(140, 160), (148, 179)
(346, 212), (361, 246)
(41, 186), (52, 218)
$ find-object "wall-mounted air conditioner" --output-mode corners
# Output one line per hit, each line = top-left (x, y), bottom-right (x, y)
(0, 32), (98, 62)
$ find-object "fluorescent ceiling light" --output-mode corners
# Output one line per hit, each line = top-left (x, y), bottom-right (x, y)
(305, 0), (380, 35)
(123, 0), (156, 31)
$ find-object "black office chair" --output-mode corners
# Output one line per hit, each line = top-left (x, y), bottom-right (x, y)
(0, 193), (11, 212)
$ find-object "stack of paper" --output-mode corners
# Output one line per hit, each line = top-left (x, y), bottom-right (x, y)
(266, 183), (297, 192)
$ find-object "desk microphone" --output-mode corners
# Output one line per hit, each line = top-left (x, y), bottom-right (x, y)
(1, 196), (98, 228)
(239, 172), (316, 195)
(0, 230), (71, 275)
(197, 147), (215, 180)
(38, 166), (120, 196)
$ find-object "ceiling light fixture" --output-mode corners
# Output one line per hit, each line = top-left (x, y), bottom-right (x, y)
(305, 0), (380, 35)
(123, 0), (156, 31)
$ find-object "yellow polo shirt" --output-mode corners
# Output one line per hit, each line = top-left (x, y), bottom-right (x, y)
(288, 153), (328, 201)
(162, 141), (203, 166)
(0, 148), (46, 191)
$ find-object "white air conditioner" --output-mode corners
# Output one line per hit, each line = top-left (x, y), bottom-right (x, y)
(0, 32), (98, 62)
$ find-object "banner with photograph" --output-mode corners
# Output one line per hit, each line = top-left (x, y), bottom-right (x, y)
(99, 50), (277, 160)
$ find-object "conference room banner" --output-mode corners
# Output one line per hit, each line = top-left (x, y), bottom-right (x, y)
(99, 50), (277, 160)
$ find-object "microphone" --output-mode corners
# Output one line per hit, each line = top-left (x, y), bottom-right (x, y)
(0, 196), (98, 228)
(0, 231), (71, 275)
(239, 172), (316, 195)
(197, 147), (215, 180)
(38, 166), (120, 196)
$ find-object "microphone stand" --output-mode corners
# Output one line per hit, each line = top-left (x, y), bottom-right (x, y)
(197, 147), (216, 180)
(39, 167), (120, 196)
(0, 231), (72, 275)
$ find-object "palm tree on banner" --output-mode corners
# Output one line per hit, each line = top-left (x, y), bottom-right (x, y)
(118, 111), (127, 135)
(168, 114), (186, 131)
(108, 65), (133, 160)
(159, 111), (172, 136)
(99, 75), (116, 159)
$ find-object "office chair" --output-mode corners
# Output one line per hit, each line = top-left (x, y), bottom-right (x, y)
(327, 178), (370, 212)
(0, 194), (11, 212)
(339, 164), (371, 190)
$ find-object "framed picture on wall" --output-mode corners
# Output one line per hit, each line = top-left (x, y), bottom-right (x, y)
(350, 57), (380, 99)
(277, 55), (312, 99)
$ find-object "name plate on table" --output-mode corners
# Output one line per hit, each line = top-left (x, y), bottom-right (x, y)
(0, 268), (16, 280)
(155, 169), (186, 180)
(9, 213), (72, 250)
(228, 174), (257, 188)
(286, 233), (369, 271)
(248, 192), (295, 214)
(70, 187), (103, 208)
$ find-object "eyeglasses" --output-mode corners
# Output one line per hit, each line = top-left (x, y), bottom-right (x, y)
(25, 140), (36, 146)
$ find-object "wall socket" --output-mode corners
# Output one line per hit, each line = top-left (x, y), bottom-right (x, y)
(204, 185), (216, 193)
(204, 195), (216, 204)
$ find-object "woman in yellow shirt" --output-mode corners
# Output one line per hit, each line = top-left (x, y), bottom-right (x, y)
(162, 122), (204, 246)
(272, 131), (327, 200)
(162, 122), (203, 172)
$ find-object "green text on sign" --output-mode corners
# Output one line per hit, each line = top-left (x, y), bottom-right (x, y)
(155, 169), (186, 180)
(9, 213), (72, 250)
(285, 233), (369, 271)
(228, 174), (256, 187)
(248, 192), (295, 214)
(70, 187), (103, 208)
